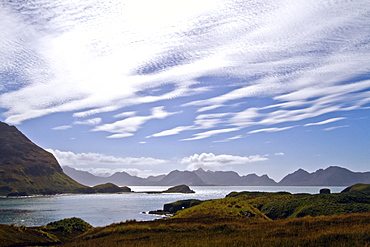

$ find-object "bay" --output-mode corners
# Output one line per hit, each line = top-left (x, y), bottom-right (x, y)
(0, 186), (346, 227)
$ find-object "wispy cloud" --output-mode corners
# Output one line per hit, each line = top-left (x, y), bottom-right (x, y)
(181, 127), (240, 141)
(74, 118), (102, 126)
(304, 117), (346, 127)
(52, 125), (72, 130)
(274, 152), (285, 156)
(248, 126), (296, 134)
(92, 106), (179, 138)
(324, 125), (350, 131)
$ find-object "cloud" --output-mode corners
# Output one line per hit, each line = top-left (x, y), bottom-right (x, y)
(93, 106), (179, 138)
(274, 152), (285, 156)
(181, 127), (240, 141)
(180, 152), (268, 170)
(304, 117), (346, 126)
(324, 125), (349, 131)
(74, 118), (102, 125)
(52, 125), (72, 130)
(47, 149), (167, 167)
(248, 126), (296, 134)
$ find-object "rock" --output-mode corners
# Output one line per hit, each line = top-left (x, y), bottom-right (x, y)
(92, 183), (131, 193)
(162, 185), (195, 193)
(320, 188), (331, 194)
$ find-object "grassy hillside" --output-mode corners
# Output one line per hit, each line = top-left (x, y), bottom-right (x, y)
(0, 122), (86, 196)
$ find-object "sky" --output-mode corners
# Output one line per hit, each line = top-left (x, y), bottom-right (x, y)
(0, 0), (369, 182)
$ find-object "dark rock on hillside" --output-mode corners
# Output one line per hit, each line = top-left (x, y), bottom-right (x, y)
(320, 188), (331, 194)
(0, 122), (86, 196)
(149, 199), (203, 215)
(279, 166), (370, 186)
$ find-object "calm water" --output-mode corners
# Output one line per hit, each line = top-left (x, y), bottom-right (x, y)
(0, 186), (345, 227)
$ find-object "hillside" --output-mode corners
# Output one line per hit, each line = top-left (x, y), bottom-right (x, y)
(0, 122), (86, 196)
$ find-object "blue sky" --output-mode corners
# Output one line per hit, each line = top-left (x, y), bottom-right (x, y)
(0, 0), (369, 181)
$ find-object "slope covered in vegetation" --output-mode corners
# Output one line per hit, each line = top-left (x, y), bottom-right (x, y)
(0, 122), (86, 196)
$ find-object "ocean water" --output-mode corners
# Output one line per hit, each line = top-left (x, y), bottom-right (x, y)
(0, 186), (346, 227)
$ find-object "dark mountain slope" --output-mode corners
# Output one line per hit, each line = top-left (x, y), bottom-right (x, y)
(0, 122), (85, 196)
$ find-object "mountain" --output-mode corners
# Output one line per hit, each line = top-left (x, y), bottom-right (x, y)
(157, 170), (207, 186)
(0, 122), (85, 196)
(240, 174), (277, 186)
(64, 166), (277, 186)
(279, 166), (370, 186)
(193, 168), (277, 185)
(106, 171), (147, 186)
(62, 166), (106, 186)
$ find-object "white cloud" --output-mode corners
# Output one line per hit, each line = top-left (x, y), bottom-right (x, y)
(248, 126), (296, 134)
(274, 152), (285, 156)
(324, 125), (349, 131)
(93, 106), (179, 138)
(180, 153), (268, 170)
(304, 117), (346, 126)
(52, 125), (72, 130)
(147, 126), (193, 138)
(47, 149), (167, 167)
(114, 111), (136, 119)
(74, 118), (102, 126)
(181, 127), (240, 141)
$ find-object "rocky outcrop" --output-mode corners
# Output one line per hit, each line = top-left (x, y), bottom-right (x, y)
(92, 183), (131, 193)
(162, 184), (195, 193)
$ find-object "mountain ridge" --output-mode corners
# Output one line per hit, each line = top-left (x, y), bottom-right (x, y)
(63, 165), (370, 187)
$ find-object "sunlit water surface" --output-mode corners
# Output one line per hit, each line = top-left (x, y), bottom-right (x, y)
(0, 186), (345, 227)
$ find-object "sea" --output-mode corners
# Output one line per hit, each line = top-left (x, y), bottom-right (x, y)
(0, 186), (346, 227)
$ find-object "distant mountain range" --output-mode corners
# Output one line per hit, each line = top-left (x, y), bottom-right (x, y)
(63, 165), (370, 187)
